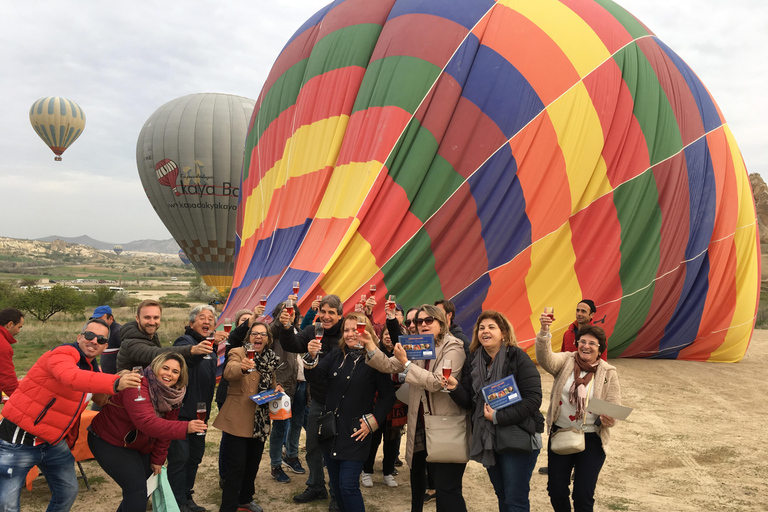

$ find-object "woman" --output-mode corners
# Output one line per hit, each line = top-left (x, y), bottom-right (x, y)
(213, 321), (282, 512)
(365, 304), (468, 512)
(536, 312), (621, 512)
(304, 313), (395, 512)
(446, 311), (544, 512)
(88, 353), (207, 512)
(361, 325), (407, 488)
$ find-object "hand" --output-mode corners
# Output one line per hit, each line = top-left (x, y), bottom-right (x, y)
(214, 331), (228, 343)
(446, 375), (458, 391)
(539, 311), (553, 332)
(599, 414), (616, 428)
(311, 299), (321, 311)
(253, 304), (265, 317)
(275, 384), (285, 394)
(351, 418), (371, 441)
(393, 343), (408, 366)
(280, 309), (292, 327)
(151, 464), (163, 476)
(186, 419), (207, 434)
(117, 373), (142, 391)
(240, 358), (256, 373)
(364, 296), (376, 315)
(191, 340), (214, 356)
(307, 339), (322, 357)
(385, 303), (395, 320)
(483, 403), (495, 421)
(287, 294), (298, 302)
(359, 329), (377, 351)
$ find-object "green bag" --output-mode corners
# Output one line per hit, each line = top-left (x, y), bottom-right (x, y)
(151, 467), (180, 512)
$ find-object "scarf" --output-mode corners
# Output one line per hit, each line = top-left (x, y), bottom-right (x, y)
(252, 348), (280, 439)
(569, 353), (598, 420)
(144, 366), (185, 417)
(470, 346), (508, 467)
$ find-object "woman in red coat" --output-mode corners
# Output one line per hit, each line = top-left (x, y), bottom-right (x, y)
(88, 353), (207, 512)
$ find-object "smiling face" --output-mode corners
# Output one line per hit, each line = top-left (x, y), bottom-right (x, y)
(190, 309), (215, 337)
(576, 333), (600, 364)
(477, 319), (503, 355)
(417, 311), (442, 337)
(343, 318), (360, 350)
(575, 302), (595, 327)
(318, 304), (341, 330)
(381, 329), (393, 350)
(405, 309), (418, 334)
(249, 325), (269, 354)
(137, 305), (162, 337)
(156, 358), (182, 387)
(77, 322), (109, 361)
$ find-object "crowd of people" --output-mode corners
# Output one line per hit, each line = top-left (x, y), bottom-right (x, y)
(0, 294), (622, 512)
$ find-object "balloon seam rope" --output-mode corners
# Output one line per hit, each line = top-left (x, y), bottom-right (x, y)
(630, 317), (757, 357)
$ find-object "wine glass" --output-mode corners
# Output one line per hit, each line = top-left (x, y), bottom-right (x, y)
(543, 307), (555, 332)
(196, 402), (207, 436)
(223, 318), (232, 345)
(441, 359), (452, 392)
(133, 366), (146, 401)
(293, 281), (300, 295)
(387, 295), (396, 311)
(203, 335), (217, 360)
(369, 284), (376, 298)
(355, 316), (366, 348)
(314, 323), (324, 355)
(246, 343), (256, 373)
(260, 294), (267, 307)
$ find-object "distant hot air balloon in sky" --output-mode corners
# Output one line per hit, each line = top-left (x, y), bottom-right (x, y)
(178, 249), (191, 266)
(29, 97), (85, 161)
(224, 0), (759, 363)
(136, 93), (256, 292)
(113, 245), (123, 256)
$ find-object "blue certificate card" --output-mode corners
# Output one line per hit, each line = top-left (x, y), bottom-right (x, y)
(481, 374), (522, 410)
(250, 389), (284, 405)
(400, 334), (436, 360)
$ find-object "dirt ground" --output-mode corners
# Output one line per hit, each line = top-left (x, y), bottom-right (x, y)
(19, 331), (768, 512)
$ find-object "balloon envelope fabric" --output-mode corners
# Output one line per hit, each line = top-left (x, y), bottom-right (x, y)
(226, 0), (759, 362)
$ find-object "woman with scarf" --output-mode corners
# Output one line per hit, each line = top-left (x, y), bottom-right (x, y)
(213, 321), (282, 512)
(445, 310), (544, 512)
(536, 311), (621, 512)
(88, 352), (206, 512)
(304, 313), (395, 512)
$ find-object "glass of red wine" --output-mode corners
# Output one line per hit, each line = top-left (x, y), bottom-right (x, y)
(223, 318), (232, 345)
(314, 323), (324, 355)
(369, 284), (376, 298)
(246, 343), (256, 373)
(355, 316), (366, 348)
(196, 402), (207, 436)
(260, 294), (267, 307)
(387, 295), (396, 311)
(293, 281), (300, 296)
(441, 359), (452, 392)
(204, 335), (217, 360)
(133, 366), (146, 401)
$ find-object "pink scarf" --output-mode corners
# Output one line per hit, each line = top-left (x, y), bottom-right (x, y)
(568, 353), (597, 420)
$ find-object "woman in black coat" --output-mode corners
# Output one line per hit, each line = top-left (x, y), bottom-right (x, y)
(446, 310), (544, 512)
(304, 312), (396, 512)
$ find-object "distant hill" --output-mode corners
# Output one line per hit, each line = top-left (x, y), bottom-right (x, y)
(36, 235), (180, 254)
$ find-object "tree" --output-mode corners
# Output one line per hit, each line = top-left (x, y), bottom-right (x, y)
(0, 282), (19, 309)
(87, 286), (117, 307)
(19, 278), (38, 288)
(17, 285), (85, 323)
(187, 273), (216, 302)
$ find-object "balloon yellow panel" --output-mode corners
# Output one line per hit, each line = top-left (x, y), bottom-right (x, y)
(29, 97), (86, 161)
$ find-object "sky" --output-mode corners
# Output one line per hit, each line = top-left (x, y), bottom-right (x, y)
(1, 0), (764, 243)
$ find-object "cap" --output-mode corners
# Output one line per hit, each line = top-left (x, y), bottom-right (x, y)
(92, 305), (113, 318)
(395, 304), (404, 313)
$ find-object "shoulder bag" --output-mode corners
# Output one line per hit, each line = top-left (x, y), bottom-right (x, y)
(423, 383), (470, 463)
(317, 354), (359, 443)
(550, 378), (594, 455)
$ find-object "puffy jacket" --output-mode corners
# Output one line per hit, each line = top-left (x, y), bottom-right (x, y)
(90, 377), (189, 465)
(2, 343), (119, 446)
(117, 321), (194, 371)
(173, 327), (216, 421)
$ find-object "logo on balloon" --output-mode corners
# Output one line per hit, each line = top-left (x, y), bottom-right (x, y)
(155, 158), (181, 196)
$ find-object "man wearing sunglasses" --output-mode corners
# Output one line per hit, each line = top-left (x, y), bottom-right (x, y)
(0, 319), (142, 512)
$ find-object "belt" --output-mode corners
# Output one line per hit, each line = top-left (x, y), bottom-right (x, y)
(0, 419), (46, 446)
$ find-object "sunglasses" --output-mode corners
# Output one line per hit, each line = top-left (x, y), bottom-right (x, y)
(414, 316), (435, 327)
(82, 331), (109, 344)
(404, 319), (413, 327)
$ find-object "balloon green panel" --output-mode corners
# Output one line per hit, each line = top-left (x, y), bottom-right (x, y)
(381, 229), (443, 308)
(302, 24), (384, 86)
(352, 56), (441, 115)
(609, 171), (662, 355)
(593, 0), (652, 39)
(614, 44), (683, 166)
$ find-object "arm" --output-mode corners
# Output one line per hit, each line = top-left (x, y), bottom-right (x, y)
(494, 349), (543, 427)
(149, 407), (184, 466)
(448, 354), (474, 410)
(303, 351), (333, 384)
(172, 334), (204, 368)
(47, 347), (119, 394)
(386, 317), (402, 346)
(366, 347), (405, 374)
(299, 308), (317, 330)
(0, 345), (18, 396)
(122, 339), (194, 369)
(122, 386), (189, 441)
(370, 369), (396, 430)
(223, 349), (249, 381)
(534, 330), (568, 377)
(406, 340), (465, 393)
(598, 368), (622, 428)
(279, 325), (312, 354)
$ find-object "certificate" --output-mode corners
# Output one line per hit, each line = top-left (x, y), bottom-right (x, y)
(250, 389), (284, 405)
(481, 374), (522, 410)
(400, 334), (436, 360)
(587, 398), (633, 420)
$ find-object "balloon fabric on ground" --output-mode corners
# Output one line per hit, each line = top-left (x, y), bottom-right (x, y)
(225, 0), (759, 362)
(136, 93), (257, 292)
(29, 97), (86, 161)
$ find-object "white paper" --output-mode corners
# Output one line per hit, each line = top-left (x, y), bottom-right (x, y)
(146, 473), (159, 497)
(587, 398), (633, 421)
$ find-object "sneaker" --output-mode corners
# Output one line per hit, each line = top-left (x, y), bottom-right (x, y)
(538, 466), (549, 475)
(393, 458), (403, 467)
(294, 487), (328, 503)
(329, 497), (339, 512)
(383, 474), (398, 487)
(238, 501), (263, 512)
(361, 472), (373, 488)
(186, 499), (207, 512)
(283, 456), (306, 474)
(271, 465), (290, 483)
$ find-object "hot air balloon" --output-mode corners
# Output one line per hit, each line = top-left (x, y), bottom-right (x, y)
(136, 93), (256, 292)
(29, 97), (86, 161)
(113, 245), (123, 256)
(179, 250), (191, 266)
(224, 0), (759, 363)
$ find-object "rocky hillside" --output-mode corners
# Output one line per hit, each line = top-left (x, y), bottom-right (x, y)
(749, 173), (768, 246)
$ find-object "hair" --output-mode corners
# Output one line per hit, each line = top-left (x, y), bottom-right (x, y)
(469, 310), (518, 353)
(234, 309), (253, 327)
(270, 301), (301, 329)
(136, 299), (162, 317)
(150, 352), (188, 389)
(433, 299), (456, 325)
(188, 304), (217, 323)
(579, 299), (597, 314)
(340, 313), (378, 351)
(0, 308), (24, 326)
(82, 318), (109, 333)
(576, 325), (607, 355)
(405, 307), (419, 320)
(417, 304), (448, 341)
(320, 295), (343, 315)
(248, 321), (273, 351)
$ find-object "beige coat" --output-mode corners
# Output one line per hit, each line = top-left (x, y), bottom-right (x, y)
(212, 348), (275, 438)
(535, 331), (621, 454)
(366, 333), (467, 467)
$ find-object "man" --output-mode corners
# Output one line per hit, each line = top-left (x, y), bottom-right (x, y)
(167, 305), (226, 512)
(562, 299), (606, 362)
(434, 299), (470, 354)
(116, 299), (212, 371)
(0, 307), (23, 397)
(0, 319), (141, 512)
(279, 295), (344, 509)
(90, 305), (122, 374)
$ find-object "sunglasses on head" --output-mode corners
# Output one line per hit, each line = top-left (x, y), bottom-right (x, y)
(82, 331), (109, 344)
(414, 316), (435, 327)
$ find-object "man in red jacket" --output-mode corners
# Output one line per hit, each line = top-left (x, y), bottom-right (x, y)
(561, 300), (607, 362)
(0, 318), (141, 512)
(0, 308), (24, 397)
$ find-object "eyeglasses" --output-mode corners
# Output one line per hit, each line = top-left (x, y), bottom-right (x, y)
(250, 332), (268, 338)
(81, 331), (109, 344)
(577, 340), (599, 348)
(414, 316), (435, 327)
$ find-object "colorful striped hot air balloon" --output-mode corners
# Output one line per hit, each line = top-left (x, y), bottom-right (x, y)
(29, 97), (86, 161)
(225, 0), (760, 363)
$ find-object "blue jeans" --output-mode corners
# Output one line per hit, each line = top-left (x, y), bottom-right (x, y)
(0, 439), (79, 512)
(285, 381), (307, 459)
(324, 456), (364, 512)
(486, 449), (540, 512)
(270, 419), (289, 467)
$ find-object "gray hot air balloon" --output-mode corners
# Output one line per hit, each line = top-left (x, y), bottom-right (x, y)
(136, 93), (256, 292)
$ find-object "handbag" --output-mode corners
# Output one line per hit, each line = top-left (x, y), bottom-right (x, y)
(150, 467), (180, 512)
(317, 410), (338, 443)
(550, 378), (594, 455)
(424, 413), (470, 463)
(495, 424), (533, 454)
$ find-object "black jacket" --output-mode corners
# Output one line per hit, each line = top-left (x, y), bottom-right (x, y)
(116, 321), (193, 372)
(99, 321), (122, 374)
(305, 349), (395, 461)
(450, 324), (471, 356)
(450, 345), (544, 434)
(173, 327), (217, 421)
